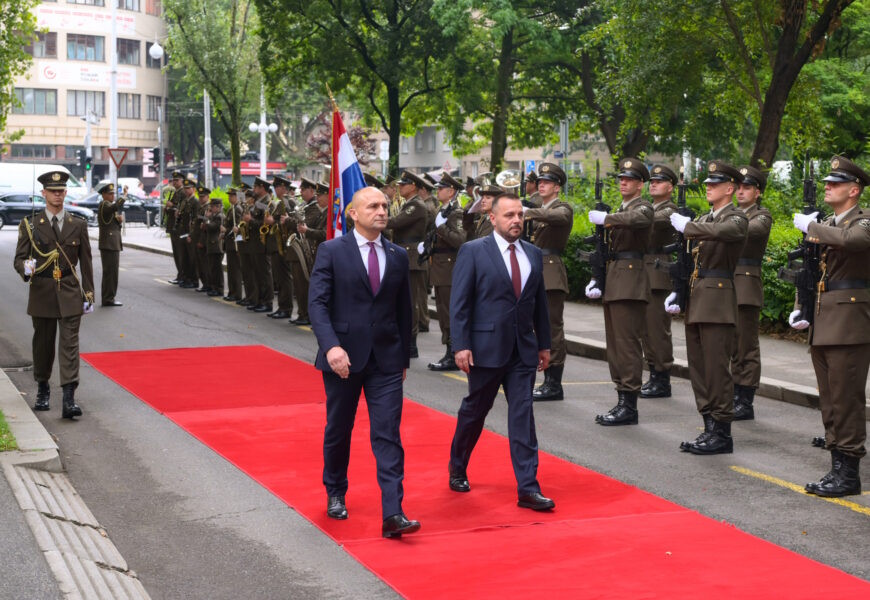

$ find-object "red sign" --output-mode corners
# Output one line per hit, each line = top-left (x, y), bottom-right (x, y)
(108, 148), (129, 169)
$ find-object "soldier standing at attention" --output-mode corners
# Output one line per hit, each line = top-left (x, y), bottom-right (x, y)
(244, 177), (274, 313)
(222, 187), (244, 302)
(285, 178), (318, 325)
(524, 171), (541, 207)
(267, 175), (293, 320)
(192, 186), (211, 294)
(790, 156), (870, 497)
(164, 171), (185, 284)
(96, 181), (124, 307)
(463, 184), (503, 240)
(731, 166), (772, 420)
(386, 171), (430, 358)
(588, 158), (654, 425)
(14, 171), (94, 419)
(523, 163), (573, 401)
(176, 179), (199, 288)
(237, 188), (259, 307)
(640, 165), (679, 399)
(204, 196), (225, 297)
(668, 161), (748, 455)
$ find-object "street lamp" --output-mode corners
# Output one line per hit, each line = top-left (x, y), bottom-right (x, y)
(148, 40), (166, 189)
(248, 86), (278, 178)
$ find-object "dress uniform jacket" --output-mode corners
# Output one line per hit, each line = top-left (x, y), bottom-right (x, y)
(463, 211), (493, 240)
(164, 187), (179, 230)
(224, 203), (243, 251)
(98, 199), (123, 251)
(286, 200), (317, 268)
(205, 211), (224, 254)
(734, 204), (772, 307)
(423, 196), (439, 220)
(247, 196), (269, 255)
(602, 197), (653, 303)
(523, 199), (574, 293)
(265, 195), (286, 255)
(645, 200), (678, 291)
(429, 201), (465, 286)
(386, 195), (429, 270)
(303, 203), (329, 257)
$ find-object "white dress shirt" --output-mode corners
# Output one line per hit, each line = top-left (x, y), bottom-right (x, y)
(493, 231), (531, 292)
(353, 228), (386, 282)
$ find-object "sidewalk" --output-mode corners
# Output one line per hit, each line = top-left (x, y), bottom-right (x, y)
(107, 225), (869, 417)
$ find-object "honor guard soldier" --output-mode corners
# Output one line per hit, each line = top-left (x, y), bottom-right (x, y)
(523, 162), (573, 401)
(192, 185), (211, 293)
(14, 170), (94, 419)
(588, 158), (654, 424)
(164, 170), (185, 284)
(245, 176), (275, 313)
(421, 174), (439, 218)
(425, 172), (466, 371)
(222, 187), (244, 302)
(790, 156), (870, 497)
(732, 166), (772, 420)
(267, 175), (294, 319)
(237, 187), (260, 306)
(285, 179), (325, 325)
(641, 164), (679, 398)
(203, 196), (225, 297)
(386, 171), (431, 357)
(463, 183), (503, 240)
(96, 181), (125, 307)
(524, 171), (542, 207)
(176, 178), (199, 288)
(667, 161), (748, 454)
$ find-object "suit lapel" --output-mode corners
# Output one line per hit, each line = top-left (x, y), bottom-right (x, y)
(342, 234), (373, 294)
(517, 240), (540, 299)
(483, 235), (514, 294)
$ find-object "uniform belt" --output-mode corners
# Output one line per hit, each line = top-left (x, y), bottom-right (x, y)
(696, 268), (733, 280)
(737, 258), (762, 266)
(431, 248), (456, 255)
(824, 279), (870, 291)
(35, 267), (72, 279)
(539, 248), (562, 256)
(612, 251), (644, 260)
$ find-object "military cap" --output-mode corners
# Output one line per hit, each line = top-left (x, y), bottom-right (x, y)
(421, 173), (437, 190)
(617, 157), (650, 182)
(465, 176), (476, 187)
(299, 177), (318, 190)
(738, 165), (767, 191)
(436, 172), (464, 191)
(384, 173), (398, 186)
(538, 162), (567, 186)
(183, 178), (197, 188)
(703, 160), (741, 184)
(197, 185), (211, 196)
(649, 164), (678, 185)
(244, 189), (255, 198)
(253, 176), (271, 190)
(95, 181), (115, 194)
(238, 181), (251, 191)
(526, 171), (538, 183)
(316, 181), (329, 195)
(170, 170), (184, 180)
(272, 174), (294, 189)
(226, 186), (238, 194)
(37, 170), (69, 190)
(478, 184), (506, 197)
(209, 197), (222, 206)
(397, 170), (427, 189)
(823, 155), (870, 187)
(363, 172), (385, 189)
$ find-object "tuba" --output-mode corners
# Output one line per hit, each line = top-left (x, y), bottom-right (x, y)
(495, 169), (522, 192)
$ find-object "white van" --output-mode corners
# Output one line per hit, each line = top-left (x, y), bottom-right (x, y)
(0, 163), (89, 199)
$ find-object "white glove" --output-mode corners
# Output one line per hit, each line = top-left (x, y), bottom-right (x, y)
(670, 213), (691, 233)
(588, 210), (607, 225)
(585, 279), (602, 299)
(793, 211), (819, 233)
(83, 301), (94, 314)
(435, 212), (447, 228)
(788, 309), (810, 330)
(665, 291), (682, 314)
(417, 242), (425, 254)
(23, 258), (36, 276)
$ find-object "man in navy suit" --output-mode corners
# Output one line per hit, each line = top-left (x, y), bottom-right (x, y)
(309, 186), (421, 538)
(448, 193), (555, 510)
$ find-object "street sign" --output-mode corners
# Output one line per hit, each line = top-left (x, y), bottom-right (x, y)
(108, 148), (129, 170)
(553, 151), (564, 159)
(526, 160), (536, 173)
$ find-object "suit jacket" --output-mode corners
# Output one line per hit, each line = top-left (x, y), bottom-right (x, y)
(309, 233), (412, 374)
(14, 212), (94, 318)
(734, 204), (772, 307)
(450, 234), (551, 369)
(98, 199), (124, 251)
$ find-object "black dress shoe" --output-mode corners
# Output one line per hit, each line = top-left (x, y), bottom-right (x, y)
(179, 282), (197, 289)
(237, 298), (252, 306)
(254, 304), (272, 313)
(101, 301), (123, 307)
(448, 467), (470, 493)
(61, 383), (82, 419)
(268, 310), (291, 319)
(429, 347), (459, 371)
(291, 317), (311, 325)
(382, 513), (421, 539)
(517, 492), (555, 511)
(168, 279), (180, 285)
(811, 435), (826, 448)
(34, 381), (50, 411)
(223, 296), (239, 302)
(246, 304), (258, 310)
(327, 495), (348, 520)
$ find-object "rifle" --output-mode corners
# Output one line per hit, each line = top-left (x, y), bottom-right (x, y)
(656, 166), (695, 309)
(576, 160), (610, 293)
(778, 154), (822, 324)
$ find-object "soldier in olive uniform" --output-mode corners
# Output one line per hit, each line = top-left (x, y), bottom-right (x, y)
(295, 181), (331, 277)
(641, 165), (679, 398)
(789, 156), (870, 497)
(267, 175), (293, 319)
(386, 171), (431, 357)
(164, 171), (185, 284)
(668, 161), (748, 454)
(14, 171), (94, 419)
(192, 186), (211, 293)
(523, 163), (574, 401)
(284, 178), (319, 324)
(425, 173), (467, 371)
(244, 177), (274, 313)
(222, 187), (244, 302)
(204, 196), (225, 297)
(237, 188), (259, 306)
(176, 179), (199, 288)
(463, 184), (502, 241)
(731, 166), (772, 420)
(420, 174), (439, 219)
(418, 174), (437, 333)
(96, 181), (125, 307)
(588, 158), (654, 425)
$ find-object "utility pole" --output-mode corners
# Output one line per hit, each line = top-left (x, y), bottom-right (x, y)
(109, 0), (118, 190)
(203, 90), (213, 188)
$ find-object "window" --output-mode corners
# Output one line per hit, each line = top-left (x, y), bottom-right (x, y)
(116, 0), (139, 10)
(146, 0), (161, 15)
(401, 138), (409, 154)
(24, 32), (57, 58)
(10, 145), (56, 159)
(117, 39), (140, 65)
(67, 90), (105, 117)
(415, 133), (423, 152)
(427, 131), (436, 153)
(67, 34), (104, 62)
(12, 88), (57, 115)
(67, 0), (105, 6)
(145, 42), (163, 69)
(146, 95), (163, 121)
(118, 93), (141, 119)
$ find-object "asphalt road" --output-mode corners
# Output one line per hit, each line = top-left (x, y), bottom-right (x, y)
(0, 228), (868, 598)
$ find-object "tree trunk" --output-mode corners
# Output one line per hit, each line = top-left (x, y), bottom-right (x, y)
(387, 84), (401, 176)
(229, 112), (241, 185)
(490, 27), (515, 174)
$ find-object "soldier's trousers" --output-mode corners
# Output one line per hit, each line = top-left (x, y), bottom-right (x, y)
(811, 343), (870, 458)
(240, 251), (258, 302)
(546, 290), (567, 366)
(182, 238), (197, 284)
(685, 322), (736, 422)
(208, 253), (224, 294)
(270, 251), (293, 312)
(434, 285), (451, 345)
(225, 248), (242, 299)
(410, 270), (427, 337)
(253, 253), (273, 306)
(731, 305), (761, 388)
(100, 249), (119, 305)
(604, 299), (646, 393)
(32, 315), (81, 386)
(418, 269), (430, 330)
(642, 289), (674, 372)
(169, 231), (183, 279)
(196, 244), (209, 289)
(289, 259), (309, 320)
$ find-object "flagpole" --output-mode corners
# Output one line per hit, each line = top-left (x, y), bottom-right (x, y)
(326, 84), (337, 239)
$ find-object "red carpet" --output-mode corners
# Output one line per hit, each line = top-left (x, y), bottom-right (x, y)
(83, 345), (870, 598)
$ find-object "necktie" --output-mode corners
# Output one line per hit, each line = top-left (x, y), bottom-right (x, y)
(509, 243), (521, 299)
(367, 241), (380, 294)
(51, 216), (61, 240)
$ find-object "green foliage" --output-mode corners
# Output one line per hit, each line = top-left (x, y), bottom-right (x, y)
(0, 0), (38, 144)
(0, 409), (17, 452)
(761, 222), (803, 325)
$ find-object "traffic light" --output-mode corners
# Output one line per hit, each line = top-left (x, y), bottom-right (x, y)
(75, 149), (84, 171)
(151, 146), (161, 168)
(84, 156), (92, 172)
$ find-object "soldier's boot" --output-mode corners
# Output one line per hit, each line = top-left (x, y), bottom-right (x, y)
(640, 367), (671, 398)
(61, 382), (82, 420)
(34, 381), (50, 411)
(681, 414), (715, 452)
(409, 336), (419, 359)
(733, 385), (756, 421)
(428, 343), (458, 371)
(533, 366), (564, 401)
(595, 391), (638, 426)
(687, 419), (733, 455)
(805, 450), (861, 497)
(811, 435), (826, 448)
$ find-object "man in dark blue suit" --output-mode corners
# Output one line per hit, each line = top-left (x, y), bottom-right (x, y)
(448, 193), (555, 510)
(309, 186), (421, 538)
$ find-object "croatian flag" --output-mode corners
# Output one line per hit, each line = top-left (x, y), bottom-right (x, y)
(328, 108), (366, 239)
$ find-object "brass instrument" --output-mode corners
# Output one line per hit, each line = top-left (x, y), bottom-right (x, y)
(287, 200), (315, 276)
(495, 169), (522, 191)
(256, 196), (273, 244)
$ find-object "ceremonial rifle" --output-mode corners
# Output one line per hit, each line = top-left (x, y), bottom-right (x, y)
(657, 166), (695, 310)
(576, 160), (610, 293)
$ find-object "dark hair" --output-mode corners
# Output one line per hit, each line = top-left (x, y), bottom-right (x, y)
(491, 192), (520, 210)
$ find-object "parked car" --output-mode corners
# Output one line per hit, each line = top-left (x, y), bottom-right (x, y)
(0, 191), (95, 230)
(67, 191), (161, 225)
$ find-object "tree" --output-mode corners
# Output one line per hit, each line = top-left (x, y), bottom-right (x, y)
(305, 111), (376, 166)
(0, 0), (38, 145)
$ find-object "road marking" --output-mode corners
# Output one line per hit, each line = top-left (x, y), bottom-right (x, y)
(153, 278), (172, 285)
(730, 466), (870, 516)
(441, 373), (466, 382)
(119, 267), (128, 272)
